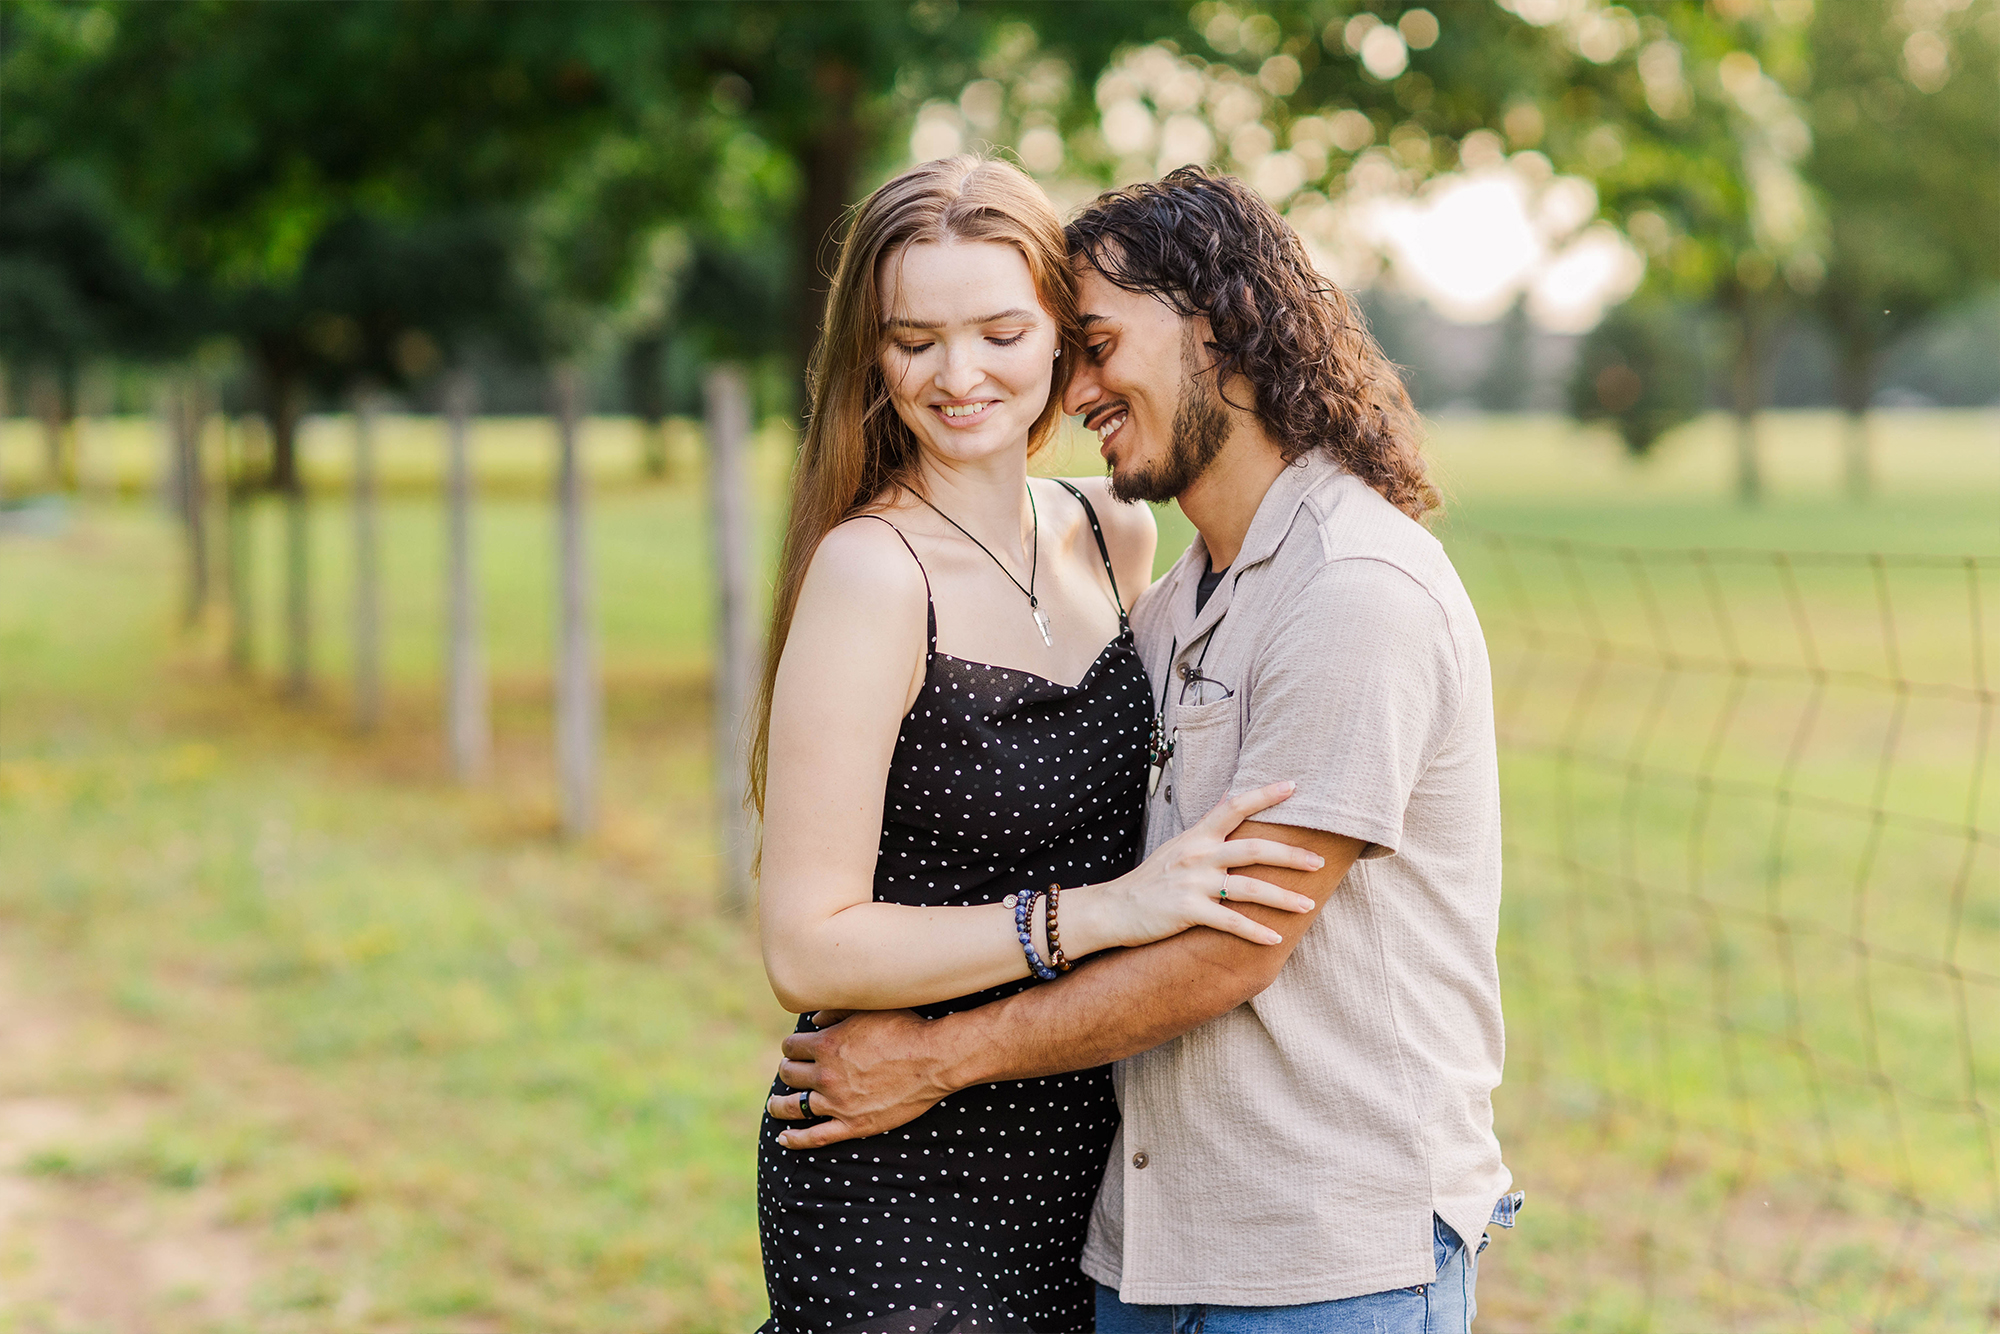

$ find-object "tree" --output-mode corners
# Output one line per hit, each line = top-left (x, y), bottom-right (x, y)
(1804, 0), (2000, 498)
(0, 164), (181, 489)
(9, 1), (704, 703)
(1568, 297), (1704, 457)
(14, 1), (686, 480)
(286, 210), (548, 709)
(1477, 300), (1536, 413)
(1528, 1), (1825, 502)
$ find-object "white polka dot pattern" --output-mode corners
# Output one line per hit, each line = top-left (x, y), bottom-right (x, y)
(758, 500), (1151, 1333)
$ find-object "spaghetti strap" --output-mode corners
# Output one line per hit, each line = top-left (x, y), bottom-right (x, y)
(854, 513), (937, 654)
(1051, 479), (1128, 624)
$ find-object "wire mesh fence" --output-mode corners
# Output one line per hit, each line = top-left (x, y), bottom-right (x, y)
(1451, 530), (2000, 1333)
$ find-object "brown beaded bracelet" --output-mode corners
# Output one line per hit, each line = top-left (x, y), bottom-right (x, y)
(1045, 883), (1073, 972)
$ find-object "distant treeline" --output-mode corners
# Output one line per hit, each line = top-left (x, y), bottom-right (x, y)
(1368, 287), (2000, 417)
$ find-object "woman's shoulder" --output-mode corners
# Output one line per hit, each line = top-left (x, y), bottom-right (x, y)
(1049, 475), (1155, 541)
(804, 513), (932, 606)
(1048, 475), (1156, 577)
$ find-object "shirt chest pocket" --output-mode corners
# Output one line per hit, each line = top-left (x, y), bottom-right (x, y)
(1165, 694), (1243, 826)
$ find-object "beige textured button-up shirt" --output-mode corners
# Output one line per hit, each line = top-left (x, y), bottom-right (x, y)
(1080, 452), (1510, 1306)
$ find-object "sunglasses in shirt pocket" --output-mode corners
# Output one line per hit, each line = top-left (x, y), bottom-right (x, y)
(1162, 692), (1240, 818)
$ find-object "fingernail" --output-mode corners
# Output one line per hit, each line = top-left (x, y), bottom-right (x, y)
(1310, 854), (1325, 868)
(1282, 781), (1297, 792)
(1296, 896), (1314, 911)
(1265, 931), (1283, 944)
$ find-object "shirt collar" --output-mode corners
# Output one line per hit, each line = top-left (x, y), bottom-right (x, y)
(1168, 451), (1340, 646)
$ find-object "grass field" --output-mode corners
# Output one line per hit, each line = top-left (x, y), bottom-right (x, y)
(0, 408), (1995, 1331)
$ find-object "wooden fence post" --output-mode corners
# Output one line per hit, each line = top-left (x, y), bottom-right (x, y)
(225, 417), (254, 675)
(553, 366), (599, 839)
(704, 364), (757, 910)
(282, 403), (312, 699)
(444, 370), (490, 780)
(351, 389), (382, 731)
(170, 378), (210, 629)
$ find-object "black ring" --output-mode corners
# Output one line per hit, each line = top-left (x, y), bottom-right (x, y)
(798, 1089), (814, 1119)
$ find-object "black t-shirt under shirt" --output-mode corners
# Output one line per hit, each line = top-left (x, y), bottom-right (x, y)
(1195, 561), (1229, 614)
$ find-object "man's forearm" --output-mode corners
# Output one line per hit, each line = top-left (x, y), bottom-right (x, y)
(768, 825), (1362, 1150)
(926, 823), (1363, 1092)
(930, 929), (1268, 1089)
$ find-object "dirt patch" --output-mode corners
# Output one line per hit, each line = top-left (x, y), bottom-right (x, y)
(0, 957), (261, 1333)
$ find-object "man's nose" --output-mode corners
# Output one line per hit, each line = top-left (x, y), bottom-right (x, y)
(1062, 360), (1101, 417)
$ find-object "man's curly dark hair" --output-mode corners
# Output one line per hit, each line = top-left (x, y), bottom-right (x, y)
(1066, 167), (1439, 523)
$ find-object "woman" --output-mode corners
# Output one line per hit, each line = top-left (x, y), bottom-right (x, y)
(751, 155), (1318, 1333)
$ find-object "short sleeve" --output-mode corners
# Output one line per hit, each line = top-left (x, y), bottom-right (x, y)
(1232, 557), (1463, 858)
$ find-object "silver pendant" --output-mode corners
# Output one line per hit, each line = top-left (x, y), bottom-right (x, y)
(1032, 606), (1052, 647)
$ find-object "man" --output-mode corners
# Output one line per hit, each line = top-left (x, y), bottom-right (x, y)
(768, 167), (1516, 1332)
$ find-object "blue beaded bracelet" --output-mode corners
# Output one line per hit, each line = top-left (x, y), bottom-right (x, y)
(1011, 887), (1059, 981)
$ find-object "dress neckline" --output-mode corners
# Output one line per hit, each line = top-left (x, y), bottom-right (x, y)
(928, 625), (1132, 695)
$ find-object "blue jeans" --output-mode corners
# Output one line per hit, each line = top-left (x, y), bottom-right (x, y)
(1096, 1195), (1522, 1334)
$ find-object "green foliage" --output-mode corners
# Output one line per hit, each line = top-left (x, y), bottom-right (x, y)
(1567, 298), (1705, 457)
(287, 210), (548, 389)
(1804, 0), (2000, 403)
(0, 164), (186, 369)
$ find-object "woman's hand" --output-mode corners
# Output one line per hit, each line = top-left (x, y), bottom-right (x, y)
(1082, 781), (1322, 949)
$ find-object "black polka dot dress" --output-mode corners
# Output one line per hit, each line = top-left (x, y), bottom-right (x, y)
(758, 483), (1151, 1334)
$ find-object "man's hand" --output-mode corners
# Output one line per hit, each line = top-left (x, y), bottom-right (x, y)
(765, 1008), (954, 1150)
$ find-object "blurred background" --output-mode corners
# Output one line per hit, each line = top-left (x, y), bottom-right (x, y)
(0, 1), (1995, 1329)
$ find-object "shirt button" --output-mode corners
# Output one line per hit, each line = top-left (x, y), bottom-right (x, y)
(1132, 1151), (1149, 1169)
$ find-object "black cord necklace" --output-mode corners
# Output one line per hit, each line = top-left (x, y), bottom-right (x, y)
(912, 482), (1049, 647)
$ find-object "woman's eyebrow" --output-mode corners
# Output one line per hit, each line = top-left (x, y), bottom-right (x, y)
(883, 308), (1038, 330)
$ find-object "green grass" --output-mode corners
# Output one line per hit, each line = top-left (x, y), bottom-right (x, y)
(0, 407), (1995, 1331)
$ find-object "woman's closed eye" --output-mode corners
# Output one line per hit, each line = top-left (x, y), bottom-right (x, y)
(987, 331), (1028, 347)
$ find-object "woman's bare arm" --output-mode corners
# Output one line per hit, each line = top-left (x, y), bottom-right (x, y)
(766, 822), (1366, 1147)
(758, 520), (1317, 1015)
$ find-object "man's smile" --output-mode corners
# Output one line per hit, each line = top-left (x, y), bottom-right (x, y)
(1085, 404), (1130, 451)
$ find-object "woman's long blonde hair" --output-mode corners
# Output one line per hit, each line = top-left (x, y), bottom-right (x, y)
(749, 154), (1080, 829)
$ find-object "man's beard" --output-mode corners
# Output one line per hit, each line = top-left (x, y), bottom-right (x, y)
(1108, 334), (1230, 505)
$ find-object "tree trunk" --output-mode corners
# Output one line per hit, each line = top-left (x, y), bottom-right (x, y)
(351, 389), (382, 731)
(793, 59), (864, 375)
(77, 366), (112, 500)
(257, 343), (305, 494)
(171, 378), (211, 629)
(1834, 329), (1878, 502)
(552, 366), (599, 840)
(625, 333), (670, 479)
(443, 370), (490, 781)
(32, 365), (76, 491)
(0, 365), (11, 502)
(253, 349), (312, 699)
(705, 364), (757, 910)
(226, 418), (255, 675)
(1727, 296), (1771, 507)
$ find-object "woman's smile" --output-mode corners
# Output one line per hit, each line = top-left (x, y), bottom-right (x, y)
(932, 398), (1000, 426)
